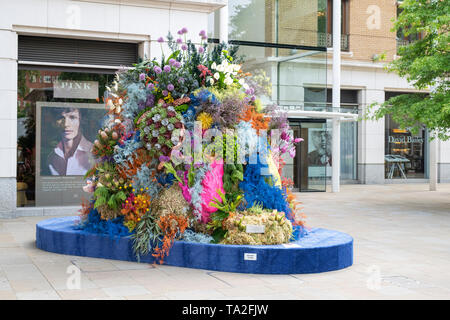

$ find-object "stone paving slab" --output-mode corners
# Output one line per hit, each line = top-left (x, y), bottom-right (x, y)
(0, 183), (449, 300)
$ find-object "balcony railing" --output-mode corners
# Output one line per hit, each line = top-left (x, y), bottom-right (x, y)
(397, 38), (414, 52)
(318, 33), (349, 51)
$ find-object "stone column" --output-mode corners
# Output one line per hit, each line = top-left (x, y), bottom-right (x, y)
(0, 30), (18, 218)
(358, 89), (385, 184)
(438, 139), (450, 183)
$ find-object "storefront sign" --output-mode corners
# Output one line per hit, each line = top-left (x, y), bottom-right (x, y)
(53, 80), (99, 99)
(388, 135), (424, 144)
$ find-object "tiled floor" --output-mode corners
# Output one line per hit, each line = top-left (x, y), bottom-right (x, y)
(1, 183), (450, 300)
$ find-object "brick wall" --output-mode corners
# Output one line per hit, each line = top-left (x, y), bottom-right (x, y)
(347, 0), (397, 62)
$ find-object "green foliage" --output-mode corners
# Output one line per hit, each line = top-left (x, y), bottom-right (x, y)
(131, 210), (162, 262)
(207, 189), (243, 243)
(367, 0), (450, 140)
(91, 161), (129, 211)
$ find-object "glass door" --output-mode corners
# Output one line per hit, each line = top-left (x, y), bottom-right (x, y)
(284, 119), (328, 192)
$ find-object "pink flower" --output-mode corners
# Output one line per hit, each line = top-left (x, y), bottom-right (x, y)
(198, 46), (205, 53)
(176, 38), (183, 44)
(181, 44), (188, 51)
(289, 147), (296, 158)
(294, 138), (304, 143)
(157, 37), (164, 43)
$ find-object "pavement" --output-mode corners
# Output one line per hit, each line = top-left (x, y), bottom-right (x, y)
(1, 183), (450, 300)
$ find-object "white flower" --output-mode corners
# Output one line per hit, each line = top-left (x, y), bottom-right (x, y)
(155, 143), (161, 150)
(238, 79), (246, 85)
(152, 130), (159, 137)
(209, 78), (214, 86)
(224, 65), (233, 74)
(243, 83), (250, 90)
(224, 76), (233, 86)
(144, 127), (150, 134)
(114, 119), (122, 124)
(216, 65), (224, 72)
(233, 64), (241, 71)
(161, 118), (169, 126)
(167, 106), (175, 112)
(167, 123), (174, 131)
(146, 143), (152, 150)
(152, 114), (161, 122)
(211, 62), (217, 70)
(171, 136), (179, 145)
(214, 72), (220, 80)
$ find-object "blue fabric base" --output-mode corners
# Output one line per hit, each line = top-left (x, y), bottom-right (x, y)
(36, 216), (353, 274)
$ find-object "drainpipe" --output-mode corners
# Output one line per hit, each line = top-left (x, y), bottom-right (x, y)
(332, 0), (341, 193)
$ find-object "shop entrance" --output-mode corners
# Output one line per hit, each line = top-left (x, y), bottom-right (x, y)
(289, 119), (328, 192)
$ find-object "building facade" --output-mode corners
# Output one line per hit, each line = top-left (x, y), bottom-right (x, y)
(213, 0), (450, 190)
(1, 0), (449, 217)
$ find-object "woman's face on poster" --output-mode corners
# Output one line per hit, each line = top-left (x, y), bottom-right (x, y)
(57, 109), (81, 140)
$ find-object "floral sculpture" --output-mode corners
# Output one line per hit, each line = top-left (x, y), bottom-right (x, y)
(78, 28), (306, 263)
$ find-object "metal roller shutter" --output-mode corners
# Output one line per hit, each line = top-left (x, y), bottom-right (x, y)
(18, 36), (138, 67)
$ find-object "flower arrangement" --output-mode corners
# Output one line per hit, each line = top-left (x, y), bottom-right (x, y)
(78, 28), (306, 263)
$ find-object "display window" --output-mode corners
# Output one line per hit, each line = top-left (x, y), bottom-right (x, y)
(17, 68), (114, 206)
(384, 113), (428, 179)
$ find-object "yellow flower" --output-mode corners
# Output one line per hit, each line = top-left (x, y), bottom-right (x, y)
(197, 112), (213, 129)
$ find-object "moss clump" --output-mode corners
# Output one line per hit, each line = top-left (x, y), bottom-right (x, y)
(221, 209), (292, 245)
(150, 183), (190, 219)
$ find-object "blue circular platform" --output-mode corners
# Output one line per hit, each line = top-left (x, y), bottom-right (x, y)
(36, 216), (353, 274)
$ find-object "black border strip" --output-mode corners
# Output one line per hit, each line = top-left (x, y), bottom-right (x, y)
(208, 38), (327, 52)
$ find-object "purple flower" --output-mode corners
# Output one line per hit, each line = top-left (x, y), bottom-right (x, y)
(181, 44), (188, 51)
(178, 77), (185, 83)
(202, 35), (208, 41)
(139, 73), (146, 81)
(280, 145), (288, 154)
(281, 131), (288, 141)
(169, 58), (176, 66)
(167, 84), (174, 91)
(147, 83), (154, 90)
(174, 61), (181, 68)
(198, 46), (205, 54)
(159, 155), (170, 162)
(162, 90), (168, 97)
(177, 30), (183, 35)
(176, 38), (183, 44)
(199, 30), (206, 37)
(157, 37), (164, 43)
(163, 65), (171, 73)
(181, 27), (188, 34)
(153, 66), (162, 74)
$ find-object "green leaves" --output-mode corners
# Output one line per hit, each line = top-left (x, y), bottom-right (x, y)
(368, 0), (450, 140)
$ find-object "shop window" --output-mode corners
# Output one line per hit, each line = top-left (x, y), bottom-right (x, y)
(17, 68), (115, 207)
(384, 93), (428, 179)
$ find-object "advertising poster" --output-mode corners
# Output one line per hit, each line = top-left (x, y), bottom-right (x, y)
(36, 102), (107, 206)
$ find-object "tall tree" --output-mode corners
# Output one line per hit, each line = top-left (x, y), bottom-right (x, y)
(368, 0), (449, 140)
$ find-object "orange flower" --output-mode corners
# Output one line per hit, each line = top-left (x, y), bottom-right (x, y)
(240, 105), (269, 134)
(152, 214), (188, 264)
